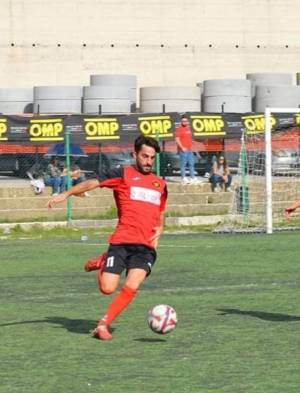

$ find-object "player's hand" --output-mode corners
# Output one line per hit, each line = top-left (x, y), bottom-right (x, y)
(150, 226), (163, 249)
(47, 193), (67, 208)
(284, 208), (292, 221)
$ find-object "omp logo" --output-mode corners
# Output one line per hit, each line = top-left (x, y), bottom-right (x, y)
(295, 114), (300, 126)
(29, 118), (64, 141)
(0, 118), (8, 141)
(138, 116), (173, 138)
(242, 115), (276, 135)
(84, 118), (120, 140)
(191, 115), (225, 136)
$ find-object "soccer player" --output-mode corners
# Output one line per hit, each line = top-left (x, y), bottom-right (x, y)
(47, 136), (167, 340)
(285, 200), (300, 220)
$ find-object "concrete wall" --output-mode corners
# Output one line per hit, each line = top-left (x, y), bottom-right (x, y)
(1, 0), (300, 88)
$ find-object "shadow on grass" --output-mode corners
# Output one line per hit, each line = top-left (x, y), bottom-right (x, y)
(134, 338), (167, 343)
(218, 308), (300, 322)
(0, 316), (98, 334)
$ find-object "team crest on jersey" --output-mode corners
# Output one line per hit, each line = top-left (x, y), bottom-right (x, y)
(152, 181), (160, 188)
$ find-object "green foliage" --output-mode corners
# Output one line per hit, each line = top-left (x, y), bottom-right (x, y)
(1, 233), (300, 393)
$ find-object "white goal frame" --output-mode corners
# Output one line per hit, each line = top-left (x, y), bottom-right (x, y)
(265, 107), (300, 234)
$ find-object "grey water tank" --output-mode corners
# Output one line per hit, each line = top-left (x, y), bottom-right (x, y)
(204, 96), (251, 113)
(140, 87), (201, 113)
(196, 82), (204, 110)
(246, 73), (293, 97)
(83, 86), (131, 114)
(295, 73), (300, 85)
(33, 86), (82, 114)
(0, 88), (33, 114)
(254, 85), (300, 112)
(203, 79), (251, 113)
(90, 74), (137, 111)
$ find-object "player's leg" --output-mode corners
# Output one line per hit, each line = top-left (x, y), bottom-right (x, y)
(94, 268), (146, 340)
(93, 246), (155, 340)
(92, 245), (126, 340)
(98, 246), (155, 328)
(91, 271), (121, 340)
(100, 268), (146, 324)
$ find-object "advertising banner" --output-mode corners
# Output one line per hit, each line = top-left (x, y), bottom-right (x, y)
(1, 112), (299, 144)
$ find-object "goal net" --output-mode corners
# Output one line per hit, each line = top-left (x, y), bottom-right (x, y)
(216, 108), (300, 234)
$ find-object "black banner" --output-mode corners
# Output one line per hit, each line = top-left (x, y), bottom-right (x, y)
(1, 112), (299, 144)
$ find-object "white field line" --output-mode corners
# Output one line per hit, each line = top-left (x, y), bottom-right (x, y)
(21, 281), (298, 301)
(3, 240), (193, 248)
(51, 242), (192, 248)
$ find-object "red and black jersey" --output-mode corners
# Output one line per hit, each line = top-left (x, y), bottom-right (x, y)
(98, 166), (167, 249)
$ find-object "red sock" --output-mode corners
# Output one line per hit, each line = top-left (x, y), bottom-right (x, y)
(100, 285), (137, 326)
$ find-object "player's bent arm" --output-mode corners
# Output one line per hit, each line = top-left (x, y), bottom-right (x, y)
(47, 179), (99, 208)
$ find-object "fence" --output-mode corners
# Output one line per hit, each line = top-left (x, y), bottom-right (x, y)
(1, 112), (300, 223)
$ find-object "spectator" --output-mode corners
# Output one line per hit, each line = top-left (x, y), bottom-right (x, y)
(63, 160), (86, 187)
(209, 154), (232, 192)
(175, 115), (199, 184)
(44, 157), (66, 195)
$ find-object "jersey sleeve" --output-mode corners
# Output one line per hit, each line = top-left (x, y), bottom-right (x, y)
(160, 184), (168, 212)
(97, 167), (124, 189)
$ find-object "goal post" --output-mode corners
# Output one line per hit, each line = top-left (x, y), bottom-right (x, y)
(265, 108), (300, 234)
(216, 107), (300, 234)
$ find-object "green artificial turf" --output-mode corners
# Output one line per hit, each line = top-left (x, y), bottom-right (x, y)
(0, 232), (300, 393)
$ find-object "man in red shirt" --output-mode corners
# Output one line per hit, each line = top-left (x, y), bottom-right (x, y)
(47, 136), (167, 340)
(175, 115), (198, 184)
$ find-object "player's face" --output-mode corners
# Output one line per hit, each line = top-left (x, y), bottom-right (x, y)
(134, 144), (156, 174)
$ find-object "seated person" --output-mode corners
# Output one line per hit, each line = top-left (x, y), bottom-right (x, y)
(209, 154), (232, 192)
(44, 157), (66, 195)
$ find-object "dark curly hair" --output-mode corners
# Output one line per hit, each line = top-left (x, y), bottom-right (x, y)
(134, 135), (160, 154)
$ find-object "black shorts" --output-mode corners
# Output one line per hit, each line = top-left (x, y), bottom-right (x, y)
(103, 244), (157, 276)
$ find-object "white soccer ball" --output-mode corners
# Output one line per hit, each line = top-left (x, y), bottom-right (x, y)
(148, 304), (177, 334)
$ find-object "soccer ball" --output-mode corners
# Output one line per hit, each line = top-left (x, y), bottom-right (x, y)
(147, 304), (177, 334)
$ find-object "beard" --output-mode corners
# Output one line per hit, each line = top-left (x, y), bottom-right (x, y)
(135, 160), (152, 174)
